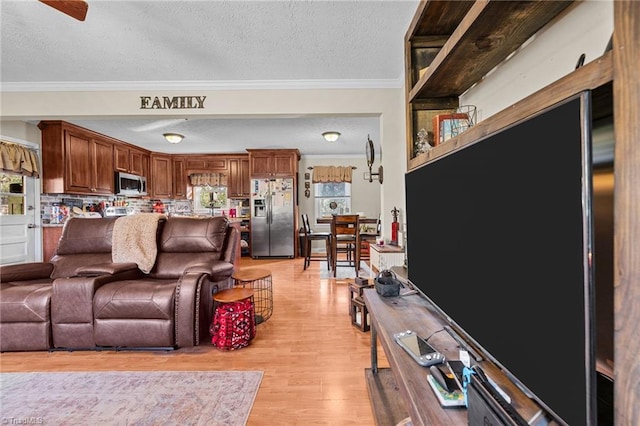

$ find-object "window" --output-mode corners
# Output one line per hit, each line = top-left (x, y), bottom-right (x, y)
(314, 182), (351, 218)
(0, 174), (25, 216)
(192, 185), (228, 214)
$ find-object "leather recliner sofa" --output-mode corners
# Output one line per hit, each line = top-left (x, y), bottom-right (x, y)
(0, 215), (238, 352)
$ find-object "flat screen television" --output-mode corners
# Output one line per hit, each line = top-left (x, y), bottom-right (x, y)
(405, 92), (595, 426)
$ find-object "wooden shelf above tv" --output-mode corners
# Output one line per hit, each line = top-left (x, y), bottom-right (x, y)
(407, 51), (613, 171)
(405, 0), (576, 169)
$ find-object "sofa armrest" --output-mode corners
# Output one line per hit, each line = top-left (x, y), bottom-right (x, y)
(51, 268), (144, 349)
(175, 261), (235, 348)
(75, 262), (139, 277)
(173, 272), (203, 348)
(0, 262), (54, 283)
(183, 261), (234, 281)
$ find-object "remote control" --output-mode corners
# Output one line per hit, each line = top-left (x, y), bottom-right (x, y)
(394, 330), (446, 367)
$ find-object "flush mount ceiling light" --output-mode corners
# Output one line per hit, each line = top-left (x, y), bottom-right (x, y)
(322, 131), (341, 142)
(163, 133), (184, 144)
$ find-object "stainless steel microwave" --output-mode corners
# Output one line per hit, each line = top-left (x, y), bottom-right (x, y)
(115, 171), (147, 196)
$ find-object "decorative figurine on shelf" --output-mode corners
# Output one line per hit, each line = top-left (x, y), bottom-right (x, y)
(415, 128), (433, 156)
(390, 206), (399, 245)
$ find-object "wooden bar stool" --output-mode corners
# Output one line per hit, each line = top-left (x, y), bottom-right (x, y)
(331, 214), (361, 277)
(301, 213), (332, 270)
(232, 268), (273, 324)
(210, 288), (256, 350)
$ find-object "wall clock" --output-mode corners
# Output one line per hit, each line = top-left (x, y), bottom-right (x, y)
(366, 136), (375, 168)
(365, 135), (383, 184)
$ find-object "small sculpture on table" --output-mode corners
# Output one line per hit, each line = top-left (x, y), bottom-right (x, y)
(415, 128), (433, 156)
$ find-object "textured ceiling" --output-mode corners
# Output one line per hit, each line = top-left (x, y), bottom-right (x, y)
(1, 0), (419, 155)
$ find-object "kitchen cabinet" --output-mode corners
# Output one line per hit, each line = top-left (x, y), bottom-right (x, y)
(114, 144), (150, 177)
(42, 226), (63, 262)
(39, 121), (114, 195)
(184, 156), (227, 172)
(150, 154), (173, 198)
(172, 157), (186, 199)
(247, 149), (300, 177)
(228, 155), (250, 198)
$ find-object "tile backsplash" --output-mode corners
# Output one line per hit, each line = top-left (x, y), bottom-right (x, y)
(40, 194), (170, 224)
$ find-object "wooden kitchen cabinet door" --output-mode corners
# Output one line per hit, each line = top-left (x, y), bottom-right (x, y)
(150, 154), (173, 198)
(64, 129), (113, 195)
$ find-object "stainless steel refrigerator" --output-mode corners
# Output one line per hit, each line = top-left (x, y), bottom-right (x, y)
(250, 178), (295, 258)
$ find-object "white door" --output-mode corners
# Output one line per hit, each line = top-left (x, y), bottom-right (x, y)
(0, 174), (40, 265)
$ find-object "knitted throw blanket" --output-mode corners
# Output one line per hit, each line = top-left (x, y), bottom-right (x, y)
(112, 213), (166, 273)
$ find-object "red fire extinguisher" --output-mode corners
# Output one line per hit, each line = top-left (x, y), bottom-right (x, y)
(391, 206), (399, 245)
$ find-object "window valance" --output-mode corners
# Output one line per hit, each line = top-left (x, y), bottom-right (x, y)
(311, 166), (353, 183)
(189, 172), (227, 187)
(0, 140), (40, 177)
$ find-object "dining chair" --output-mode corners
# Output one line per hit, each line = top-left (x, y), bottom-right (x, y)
(331, 214), (361, 277)
(301, 213), (332, 270)
(359, 214), (381, 261)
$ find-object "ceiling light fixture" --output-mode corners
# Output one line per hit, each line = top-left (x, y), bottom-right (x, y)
(163, 133), (184, 144)
(322, 131), (341, 142)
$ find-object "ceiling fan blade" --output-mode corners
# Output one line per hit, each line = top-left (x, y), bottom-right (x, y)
(39, 0), (88, 22)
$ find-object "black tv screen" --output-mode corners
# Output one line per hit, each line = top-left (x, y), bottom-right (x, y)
(405, 93), (594, 426)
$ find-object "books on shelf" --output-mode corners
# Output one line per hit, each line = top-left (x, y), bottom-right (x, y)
(427, 374), (466, 408)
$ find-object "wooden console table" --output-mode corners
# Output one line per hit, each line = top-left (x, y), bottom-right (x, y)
(363, 288), (466, 425)
(363, 288), (545, 426)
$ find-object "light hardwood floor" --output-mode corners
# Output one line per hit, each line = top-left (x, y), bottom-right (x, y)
(0, 256), (390, 425)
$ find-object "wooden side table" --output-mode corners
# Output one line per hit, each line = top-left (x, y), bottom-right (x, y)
(210, 288), (256, 350)
(348, 277), (374, 332)
(369, 244), (405, 273)
(232, 268), (273, 324)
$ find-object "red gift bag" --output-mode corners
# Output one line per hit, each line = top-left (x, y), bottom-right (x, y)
(210, 299), (256, 350)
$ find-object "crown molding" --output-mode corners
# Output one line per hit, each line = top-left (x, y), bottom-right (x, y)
(1, 78), (404, 93)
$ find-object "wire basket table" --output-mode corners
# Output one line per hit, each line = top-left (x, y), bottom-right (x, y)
(232, 268), (273, 324)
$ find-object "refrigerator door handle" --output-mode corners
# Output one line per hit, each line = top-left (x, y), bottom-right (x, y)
(267, 190), (272, 225)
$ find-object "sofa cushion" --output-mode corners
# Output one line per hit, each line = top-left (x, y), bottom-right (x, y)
(56, 217), (116, 255)
(51, 217), (118, 279)
(93, 280), (176, 320)
(0, 282), (51, 322)
(93, 279), (177, 348)
(159, 216), (227, 252)
(149, 217), (228, 279)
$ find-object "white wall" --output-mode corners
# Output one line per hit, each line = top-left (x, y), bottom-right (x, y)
(461, 0), (613, 121)
(0, 121), (41, 147)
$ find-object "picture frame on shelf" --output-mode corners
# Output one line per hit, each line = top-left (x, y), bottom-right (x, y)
(432, 113), (469, 145)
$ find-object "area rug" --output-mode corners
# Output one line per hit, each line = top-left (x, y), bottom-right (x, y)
(0, 370), (262, 426)
(320, 261), (374, 279)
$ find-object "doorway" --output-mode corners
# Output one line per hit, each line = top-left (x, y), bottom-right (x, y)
(0, 172), (41, 265)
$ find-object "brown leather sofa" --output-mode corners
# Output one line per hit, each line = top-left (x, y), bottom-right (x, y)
(0, 215), (238, 352)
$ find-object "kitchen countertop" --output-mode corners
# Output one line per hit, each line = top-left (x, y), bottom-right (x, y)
(44, 215), (251, 227)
